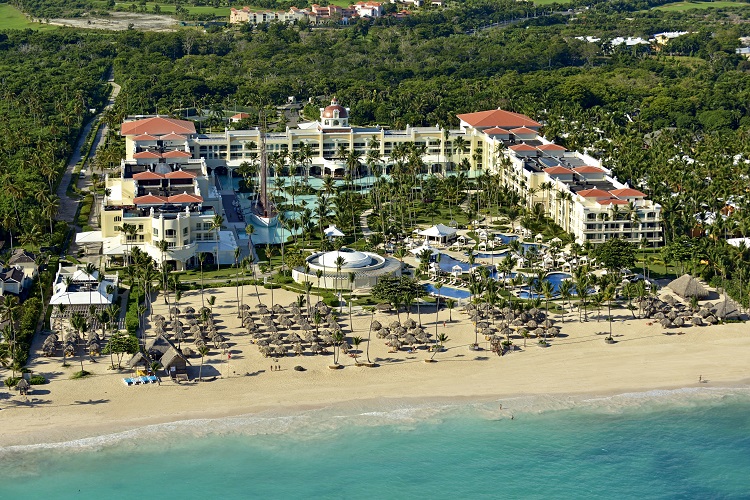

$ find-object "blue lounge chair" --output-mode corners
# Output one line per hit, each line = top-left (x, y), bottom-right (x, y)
(122, 378), (134, 386)
(139, 376), (151, 384)
(147, 375), (159, 384)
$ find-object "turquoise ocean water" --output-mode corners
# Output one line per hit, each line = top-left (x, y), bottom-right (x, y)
(2, 388), (749, 499)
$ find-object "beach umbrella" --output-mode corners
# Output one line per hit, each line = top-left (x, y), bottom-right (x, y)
(500, 327), (512, 338)
(266, 324), (278, 333)
(660, 318), (672, 328)
(287, 332), (302, 344)
(705, 315), (717, 325)
(416, 332), (430, 343)
(698, 308), (711, 318)
(403, 334), (417, 345)
(252, 331), (265, 340)
(394, 326), (407, 336)
(371, 320), (382, 331)
(673, 317), (685, 327)
(667, 311), (678, 321)
(293, 343), (304, 356)
(691, 316), (704, 326)
(528, 308), (539, 317)
(300, 322), (314, 331)
(261, 316), (274, 326)
(547, 326), (560, 337)
(256, 303), (268, 309)
(526, 320), (538, 329)
(310, 342), (322, 354)
(340, 342), (350, 354)
(533, 327), (545, 337)
(476, 321), (489, 330)
(542, 319), (554, 329)
(170, 307), (180, 316)
(259, 345), (272, 357)
(290, 306), (301, 316)
(317, 304), (330, 315)
(389, 321), (401, 330)
(653, 312), (665, 320)
(256, 339), (269, 347)
(153, 314), (165, 321)
(273, 304), (288, 315)
(187, 318), (198, 326)
(404, 318), (417, 329)
(182, 346), (194, 357)
(512, 318), (524, 327)
(376, 303), (391, 312)
(194, 338), (207, 348)
(280, 317), (294, 329)
(88, 342), (100, 355)
(184, 306), (195, 315)
(388, 338), (401, 349)
(271, 336), (285, 346)
(153, 325), (165, 336)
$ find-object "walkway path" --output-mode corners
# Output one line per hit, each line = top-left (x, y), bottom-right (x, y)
(56, 71), (121, 224)
(360, 208), (373, 237)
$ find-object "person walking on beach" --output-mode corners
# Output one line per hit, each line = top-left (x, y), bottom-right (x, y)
(699, 375), (702, 383)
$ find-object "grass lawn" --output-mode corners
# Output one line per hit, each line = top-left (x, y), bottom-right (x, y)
(654, 0), (750, 11)
(108, 2), (230, 16)
(0, 5), (58, 30)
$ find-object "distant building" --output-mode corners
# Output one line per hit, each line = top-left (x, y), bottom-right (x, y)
(230, 112), (252, 123)
(230, 3), (383, 26)
(0, 249), (38, 296)
(652, 31), (690, 45)
(49, 264), (119, 310)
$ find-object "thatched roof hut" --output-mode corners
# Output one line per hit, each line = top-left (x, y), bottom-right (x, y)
(160, 346), (190, 371)
(713, 300), (741, 320)
(668, 275), (709, 299)
(127, 351), (151, 369)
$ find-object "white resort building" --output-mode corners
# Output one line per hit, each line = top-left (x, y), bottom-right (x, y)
(49, 264), (119, 309)
(89, 101), (662, 269)
(79, 116), (238, 270)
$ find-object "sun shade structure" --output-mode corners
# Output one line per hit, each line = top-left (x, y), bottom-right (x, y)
(668, 274), (709, 299)
(417, 224), (458, 244)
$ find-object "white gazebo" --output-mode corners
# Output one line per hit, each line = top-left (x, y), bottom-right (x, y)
(411, 242), (440, 260)
(417, 224), (458, 245)
(324, 225), (345, 240)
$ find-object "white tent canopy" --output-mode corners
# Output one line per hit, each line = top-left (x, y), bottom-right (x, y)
(417, 224), (458, 244)
(324, 225), (345, 238)
(75, 231), (105, 244)
(411, 243), (440, 258)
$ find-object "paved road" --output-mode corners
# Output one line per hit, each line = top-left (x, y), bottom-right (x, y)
(57, 71), (121, 224)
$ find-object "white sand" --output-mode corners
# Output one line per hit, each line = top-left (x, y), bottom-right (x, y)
(1, 284), (749, 447)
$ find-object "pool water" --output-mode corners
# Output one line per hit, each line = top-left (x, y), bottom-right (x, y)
(424, 283), (472, 300)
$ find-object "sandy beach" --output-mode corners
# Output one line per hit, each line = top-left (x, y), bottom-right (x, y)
(1, 284), (749, 448)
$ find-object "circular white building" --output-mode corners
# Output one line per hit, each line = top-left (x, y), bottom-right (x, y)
(292, 248), (401, 290)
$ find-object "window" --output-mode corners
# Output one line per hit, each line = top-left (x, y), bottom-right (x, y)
(166, 229), (176, 237)
(138, 224), (144, 231)
(139, 235), (144, 242)
(114, 216), (122, 223)
(153, 229), (158, 237)
(167, 242), (176, 249)
(183, 227), (189, 236)
(587, 213), (596, 220)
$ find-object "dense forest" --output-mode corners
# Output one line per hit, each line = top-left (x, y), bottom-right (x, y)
(1, 0), (750, 307)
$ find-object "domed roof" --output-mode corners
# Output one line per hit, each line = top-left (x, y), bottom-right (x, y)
(322, 97), (348, 119)
(317, 248), (371, 269)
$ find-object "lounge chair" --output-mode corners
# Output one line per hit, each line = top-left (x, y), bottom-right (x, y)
(139, 376), (152, 384)
(122, 378), (134, 386)
(147, 375), (159, 384)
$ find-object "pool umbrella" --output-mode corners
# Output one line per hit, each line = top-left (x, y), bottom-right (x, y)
(691, 317), (704, 326)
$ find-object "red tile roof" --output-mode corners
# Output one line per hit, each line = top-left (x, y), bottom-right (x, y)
(133, 134), (159, 142)
(544, 166), (573, 175)
(456, 109), (541, 129)
(598, 199), (629, 206)
(573, 166), (603, 174)
(121, 117), (196, 137)
(231, 112), (251, 119)
(577, 188), (611, 199)
(160, 133), (187, 141)
(133, 151), (162, 159)
(165, 170), (197, 179)
(133, 171), (164, 181)
(483, 127), (510, 136)
(510, 127), (537, 136)
(168, 193), (203, 203)
(537, 143), (566, 151)
(610, 188), (646, 198)
(162, 150), (192, 158)
(509, 144), (537, 152)
(133, 194), (168, 205)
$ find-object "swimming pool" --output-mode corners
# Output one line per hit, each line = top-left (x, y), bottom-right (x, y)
(424, 283), (472, 300)
(517, 272), (574, 300)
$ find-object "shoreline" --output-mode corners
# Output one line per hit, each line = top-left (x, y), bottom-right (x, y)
(3, 379), (750, 451)
(3, 285), (749, 450)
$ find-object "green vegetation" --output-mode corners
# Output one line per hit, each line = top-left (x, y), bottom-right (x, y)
(0, 4), (57, 30)
(654, 1), (749, 11)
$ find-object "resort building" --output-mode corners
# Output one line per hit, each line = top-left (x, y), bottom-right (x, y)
(49, 264), (119, 309)
(229, 3), (382, 26)
(292, 248), (401, 290)
(0, 249), (38, 296)
(83, 116), (238, 270)
(110, 102), (661, 251)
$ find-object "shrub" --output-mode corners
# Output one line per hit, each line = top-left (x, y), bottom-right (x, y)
(3, 377), (20, 388)
(29, 375), (47, 385)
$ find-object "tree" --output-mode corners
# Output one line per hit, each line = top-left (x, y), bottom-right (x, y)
(103, 332), (139, 369)
(351, 336), (362, 364)
(198, 252), (207, 309)
(602, 283), (616, 342)
(198, 345), (209, 381)
(371, 276), (425, 312)
(593, 238), (636, 274)
(446, 298), (456, 322)
(211, 214), (224, 268)
(431, 333), (448, 360)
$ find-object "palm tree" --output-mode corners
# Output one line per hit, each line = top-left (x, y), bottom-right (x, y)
(331, 330), (345, 366)
(211, 214), (224, 269)
(157, 239), (171, 304)
(198, 345), (209, 381)
(602, 283), (616, 342)
(559, 279), (573, 324)
(445, 298), (456, 322)
(540, 279), (555, 340)
(198, 252), (207, 309)
(434, 282), (442, 339)
(234, 247), (242, 317)
(351, 336), (362, 364)
(431, 333), (449, 360)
